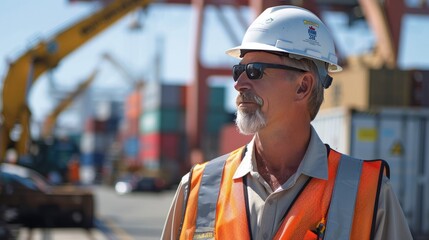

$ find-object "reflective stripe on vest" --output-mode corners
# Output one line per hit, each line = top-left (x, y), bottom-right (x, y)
(179, 147), (386, 240)
(324, 154), (363, 239)
(180, 147), (249, 240)
(195, 153), (228, 237)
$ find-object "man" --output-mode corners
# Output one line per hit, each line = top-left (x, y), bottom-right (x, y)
(162, 5), (412, 240)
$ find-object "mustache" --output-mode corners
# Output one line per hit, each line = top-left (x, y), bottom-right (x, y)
(236, 92), (264, 106)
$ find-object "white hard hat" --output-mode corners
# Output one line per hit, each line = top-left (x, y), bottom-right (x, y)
(226, 5), (342, 73)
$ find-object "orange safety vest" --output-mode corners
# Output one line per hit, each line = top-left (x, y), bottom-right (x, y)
(179, 146), (388, 240)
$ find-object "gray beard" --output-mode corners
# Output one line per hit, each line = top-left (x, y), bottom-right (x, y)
(235, 107), (267, 135)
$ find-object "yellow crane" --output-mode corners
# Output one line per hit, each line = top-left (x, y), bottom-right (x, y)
(40, 68), (99, 139)
(40, 51), (145, 139)
(0, 0), (153, 160)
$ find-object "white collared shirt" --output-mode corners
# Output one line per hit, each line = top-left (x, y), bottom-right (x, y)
(232, 127), (328, 239)
(162, 126), (413, 240)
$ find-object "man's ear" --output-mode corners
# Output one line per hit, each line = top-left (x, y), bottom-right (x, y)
(295, 74), (313, 100)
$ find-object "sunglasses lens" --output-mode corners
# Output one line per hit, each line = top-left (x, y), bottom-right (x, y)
(246, 64), (263, 80)
(233, 63), (264, 81)
(233, 65), (245, 81)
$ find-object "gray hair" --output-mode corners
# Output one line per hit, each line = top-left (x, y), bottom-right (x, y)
(280, 54), (326, 121)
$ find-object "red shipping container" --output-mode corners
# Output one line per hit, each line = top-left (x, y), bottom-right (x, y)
(84, 118), (107, 133)
(139, 133), (180, 161)
(84, 118), (94, 132)
(140, 133), (160, 160)
(161, 133), (180, 160)
(93, 119), (107, 133)
(180, 85), (188, 109)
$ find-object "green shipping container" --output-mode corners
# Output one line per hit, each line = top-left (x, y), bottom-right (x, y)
(139, 108), (185, 134)
(208, 86), (226, 111)
(206, 110), (233, 134)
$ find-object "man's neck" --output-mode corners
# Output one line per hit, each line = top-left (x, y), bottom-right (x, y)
(253, 125), (311, 190)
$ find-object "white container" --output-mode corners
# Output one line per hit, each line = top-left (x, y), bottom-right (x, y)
(313, 107), (429, 235)
(142, 81), (184, 110)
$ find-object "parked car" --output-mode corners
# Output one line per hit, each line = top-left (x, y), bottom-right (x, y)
(114, 174), (167, 194)
(0, 163), (94, 228)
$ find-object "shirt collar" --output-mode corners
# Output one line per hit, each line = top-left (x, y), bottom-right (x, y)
(233, 137), (256, 179)
(233, 125), (328, 180)
(299, 126), (328, 180)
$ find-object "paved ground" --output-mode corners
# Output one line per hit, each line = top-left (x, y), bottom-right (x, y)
(17, 228), (107, 240)
(12, 185), (176, 240)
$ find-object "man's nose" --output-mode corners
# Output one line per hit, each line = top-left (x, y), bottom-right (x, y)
(234, 74), (252, 92)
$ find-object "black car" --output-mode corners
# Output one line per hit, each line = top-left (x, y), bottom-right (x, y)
(0, 163), (94, 228)
(114, 174), (167, 194)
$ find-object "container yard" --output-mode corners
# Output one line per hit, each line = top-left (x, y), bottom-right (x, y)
(1, 0), (429, 239)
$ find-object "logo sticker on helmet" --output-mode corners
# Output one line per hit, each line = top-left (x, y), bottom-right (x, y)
(308, 26), (317, 40)
(303, 20), (320, 46)
(303, 20), (319, 28)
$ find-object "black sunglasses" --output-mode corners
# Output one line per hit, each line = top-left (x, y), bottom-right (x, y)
(232, 62), (306, 82)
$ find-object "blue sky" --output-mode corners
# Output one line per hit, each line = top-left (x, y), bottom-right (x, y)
(1, 0), (429, 132)
(0, 1), (202, 128)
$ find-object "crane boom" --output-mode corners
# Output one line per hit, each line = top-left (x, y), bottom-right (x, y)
(0, 0), (153, 160)
(41, 69), (99, 139)
(102, 52), (138, 86)
(101, 52), (146, 90)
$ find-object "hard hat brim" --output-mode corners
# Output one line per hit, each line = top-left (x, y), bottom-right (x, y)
(225, 42), (284, 59)
(225, 43), (342, 72)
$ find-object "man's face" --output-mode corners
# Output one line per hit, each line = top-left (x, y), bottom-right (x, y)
(233, 51), (301, 135)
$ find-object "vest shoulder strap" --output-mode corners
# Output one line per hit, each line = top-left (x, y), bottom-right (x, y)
(194, 153), (229, 235)
(324, 154), (363, 239)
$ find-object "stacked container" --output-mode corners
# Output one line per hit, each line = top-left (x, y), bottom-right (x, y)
(203, 86), (235, 159)
(206, 86), (231, 134)
(121, 89), (142, 168)
(139, 81), (187, 183)
(312, 107), (429, 236)
(136, 82), (235, 183)
(80, 101), (121, 184)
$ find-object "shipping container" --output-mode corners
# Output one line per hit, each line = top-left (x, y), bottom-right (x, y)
(322, 59), (429, 111)
(139, 133), (182, 160)
(368, 68), (412, 107)
(93, 132), (117, 153)
(77, 151), (106, 184)
(143, 82), (186, 110)
(142, 82), (227, 112)
(411, 70), (429, 107)
(312, 107), (429, 235)
(139, 108), (185, 134)
(80, 132), (95, 154)
(93, 100), (123, 121)
(205, 110), (233, 134)
(121, 117), (139, 137)
(208, 86), (226, 111)
(84, 117), (120, 134)
(124, 90), (142, 119)
(123, 137), (139, 158)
